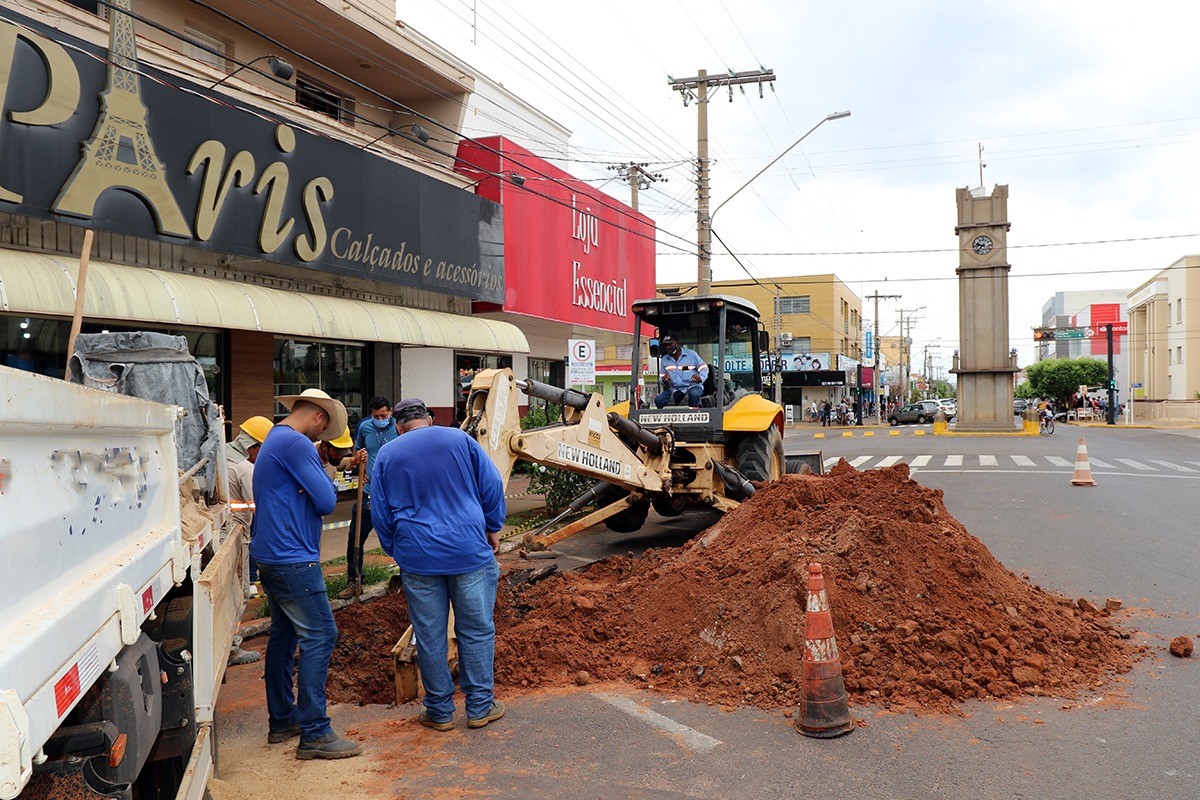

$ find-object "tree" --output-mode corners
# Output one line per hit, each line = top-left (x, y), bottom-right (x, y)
(928, 378), (955, 399)
(1014, 380), (1039, 400)
(1022, 358), (1108, 405)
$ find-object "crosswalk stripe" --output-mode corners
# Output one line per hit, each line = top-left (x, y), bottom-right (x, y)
(1046, 456), (1073, 467)
(1151, 460), (1196, 472)
(850, 456), (873, 467)
(979, 455), (998, 466)
(1011, 455), (1036, 467)
(910, 455), (932, 468)
(876, 455), (903, 467)
(1115, 458), (1154, 471)
(1188, 462), (1200, 469)
(945, 455), (963, 466)
(823, 457), (839, 469)
(1088, 457), (1115, 469)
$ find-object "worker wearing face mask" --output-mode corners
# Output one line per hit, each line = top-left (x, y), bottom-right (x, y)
(337, 396), (399, 599)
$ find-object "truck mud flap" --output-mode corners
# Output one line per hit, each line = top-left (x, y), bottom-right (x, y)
(785, 451), (824, 475)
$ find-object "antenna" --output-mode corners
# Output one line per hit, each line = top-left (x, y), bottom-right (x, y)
(978, 142), (987, 188)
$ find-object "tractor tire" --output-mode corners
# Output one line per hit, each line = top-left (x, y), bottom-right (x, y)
(651, 493), (689, 517)
(605, 498), (650, 533)
(735, 426), (785, 483)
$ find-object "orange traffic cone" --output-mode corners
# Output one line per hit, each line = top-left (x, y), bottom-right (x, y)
(1070, 437), (1097, 487)
(795, 563), (854, 738)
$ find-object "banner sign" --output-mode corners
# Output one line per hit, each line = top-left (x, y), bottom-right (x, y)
(0, 6), (504, 302)
(568, 338), (596, 385)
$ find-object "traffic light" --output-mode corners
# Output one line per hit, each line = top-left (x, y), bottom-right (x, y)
(1109, 380), (1117, 390)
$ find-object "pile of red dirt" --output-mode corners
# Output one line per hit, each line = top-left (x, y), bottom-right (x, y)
(328, 462), (1139, 713)
(492, 462), (1139, 713)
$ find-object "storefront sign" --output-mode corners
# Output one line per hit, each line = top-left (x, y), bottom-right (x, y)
(782, 370), (846, 387)
(0, 7), (503, 302)
(761, 352), (832, 372)
(457, 137), (655, 334)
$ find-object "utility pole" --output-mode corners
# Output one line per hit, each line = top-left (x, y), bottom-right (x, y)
(669, 68), (775, 295)
(898, 307), (925, 404)
(610, 162), (665, 213)
(865, 291), (900, 423)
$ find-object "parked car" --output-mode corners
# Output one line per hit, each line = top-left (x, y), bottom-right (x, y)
(888, 400), (953, 425)
(1013, 398), (1029, 416)
(935, 398), (957, 416)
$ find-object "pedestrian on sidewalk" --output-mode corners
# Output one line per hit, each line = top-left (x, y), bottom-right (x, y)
(339, 396), (399, 599)
(371, 398), (508, 732)
(251, 388), (362, 760)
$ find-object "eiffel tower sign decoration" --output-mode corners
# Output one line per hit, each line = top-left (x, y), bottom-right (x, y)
(54, 0), (190, 236)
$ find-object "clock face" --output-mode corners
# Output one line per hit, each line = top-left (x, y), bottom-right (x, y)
(972, 235), (994, 255)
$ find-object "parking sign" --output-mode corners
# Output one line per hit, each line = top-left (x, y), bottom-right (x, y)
(568, 339), (596, 385)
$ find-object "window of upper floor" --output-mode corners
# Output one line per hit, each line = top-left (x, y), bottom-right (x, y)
(183, 25), (229, 70)
(777, 296), (810, 315)
(297, 74), (355, 125)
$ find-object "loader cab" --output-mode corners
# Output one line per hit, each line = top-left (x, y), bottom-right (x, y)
(627, 295), (767, 440)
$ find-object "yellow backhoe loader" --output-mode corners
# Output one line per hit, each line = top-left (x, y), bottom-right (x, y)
(462, 294), (821, 549)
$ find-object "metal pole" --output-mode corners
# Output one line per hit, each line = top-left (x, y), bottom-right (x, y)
(774, 285), (783, 405)
(628, 163), (639, 212)
(855, 363), (863, 425)
(696, 70), (712, 296)
(1106, 323), (1116, 425)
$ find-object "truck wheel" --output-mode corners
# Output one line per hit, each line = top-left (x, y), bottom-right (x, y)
(605, 499), (649, 533)
(736, 427), (784, 483)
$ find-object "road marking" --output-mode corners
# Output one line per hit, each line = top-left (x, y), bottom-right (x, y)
(1151, 460), (1196, 472)
(979, 455), (999, 466)
(910, 455), (932, 468)
(913, 470), (1200, 480)
(1188, 462), (1200, 469)
(823, 457), (839, 469)
(876, 455), (903, 467)
(1088, 457), (1115, 469)
(1011, 455), (1036, 467)
(945, 455), (963, 466)
(1046, 456), (1073, 467)
(1110, 458), (1154, 470)
(849, 456), (873, 468)
(593, 693), (722, 753)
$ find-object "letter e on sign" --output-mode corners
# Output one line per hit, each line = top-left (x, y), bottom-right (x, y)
(568, 338), (596, 386)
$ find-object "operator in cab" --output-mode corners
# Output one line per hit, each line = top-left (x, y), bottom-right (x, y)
(655, 334), (709, 409)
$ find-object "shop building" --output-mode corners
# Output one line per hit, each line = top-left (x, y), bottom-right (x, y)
(0, 0), (652, 430)
(1127, 256), (1200, 405)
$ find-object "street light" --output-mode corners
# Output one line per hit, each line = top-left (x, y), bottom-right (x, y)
(210, 55), (294, 88)
(709, 110), (851, 225)
(702, 110), (850, 407)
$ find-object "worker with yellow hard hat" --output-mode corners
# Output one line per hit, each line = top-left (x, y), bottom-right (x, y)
(317, 426), (357, 481)
(225, 415), (274, 666)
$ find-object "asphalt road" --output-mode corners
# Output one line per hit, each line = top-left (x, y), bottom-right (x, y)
(217, 423), (1199, 799)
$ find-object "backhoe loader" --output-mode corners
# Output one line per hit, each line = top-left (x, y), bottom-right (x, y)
(462, 294), (818, 549)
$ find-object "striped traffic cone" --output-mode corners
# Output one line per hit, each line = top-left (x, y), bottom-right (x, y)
(795, 563), (854, 738)
(1070, 437), (1097, 487)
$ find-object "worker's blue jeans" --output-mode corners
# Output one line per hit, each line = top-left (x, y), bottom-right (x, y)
(655, 384), (703, 408)
(257, 561), (337, 743)
(400, 559), (500, 722)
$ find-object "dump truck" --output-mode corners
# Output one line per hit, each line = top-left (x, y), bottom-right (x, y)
(463, 294), (821, 548)
(0, 360), (246, 800)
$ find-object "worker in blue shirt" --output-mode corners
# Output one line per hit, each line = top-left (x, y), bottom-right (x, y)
(655, 334), (709, 408)
(338, 396), (399, 598)
(250, 389), (362, 760)
(370, 398), (507, 732)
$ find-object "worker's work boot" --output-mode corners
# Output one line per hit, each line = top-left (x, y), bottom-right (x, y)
(417, 712), (454, 732)
(295, 732), (363, 760)
(467, 701), (506, 729)
(267, 724), (301, 744)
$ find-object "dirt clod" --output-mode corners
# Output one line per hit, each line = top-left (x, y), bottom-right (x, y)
(1169, 636), (1194, 658)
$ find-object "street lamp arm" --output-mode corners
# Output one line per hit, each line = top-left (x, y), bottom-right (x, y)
(710, 110), (850, 223)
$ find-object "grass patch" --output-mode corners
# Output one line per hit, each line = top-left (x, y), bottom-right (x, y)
(505, 507), (556, 532)
(321, 547), (387, 569)
(324, 562), (394, 599)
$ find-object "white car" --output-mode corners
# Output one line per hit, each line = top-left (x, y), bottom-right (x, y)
(935, 398), (957, 415)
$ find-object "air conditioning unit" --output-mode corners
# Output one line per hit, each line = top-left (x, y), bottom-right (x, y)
(780, 332), (793, 345)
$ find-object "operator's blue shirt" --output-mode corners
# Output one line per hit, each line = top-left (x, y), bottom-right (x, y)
(370, 425), (506, 576)
(661, 347), (709, 390)
(354, 416), (399, 497)
(249, 425), (338, 564)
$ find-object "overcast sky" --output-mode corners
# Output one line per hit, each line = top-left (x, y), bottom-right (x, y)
(398, 0), (1200, 375)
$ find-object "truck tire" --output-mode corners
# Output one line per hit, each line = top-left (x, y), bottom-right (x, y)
(736, 426), (784, 483)
(605, 498), (650, 533)
(651, 494), (689, 517)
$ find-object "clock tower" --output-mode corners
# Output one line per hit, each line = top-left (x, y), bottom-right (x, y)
(951, 184), (1018, 430)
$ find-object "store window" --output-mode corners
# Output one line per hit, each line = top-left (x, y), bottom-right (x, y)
(1, 315), (225, 404)
(455, 352), (512, 423)
(274, 338), (367, 430)
(527, 357), (566, 412)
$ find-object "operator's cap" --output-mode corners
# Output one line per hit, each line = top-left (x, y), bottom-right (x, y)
(394, 397), (430, 423)
(239, 416), (274, 444)
(660, 334), (678, 345)
(326, 426), (353, 449)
